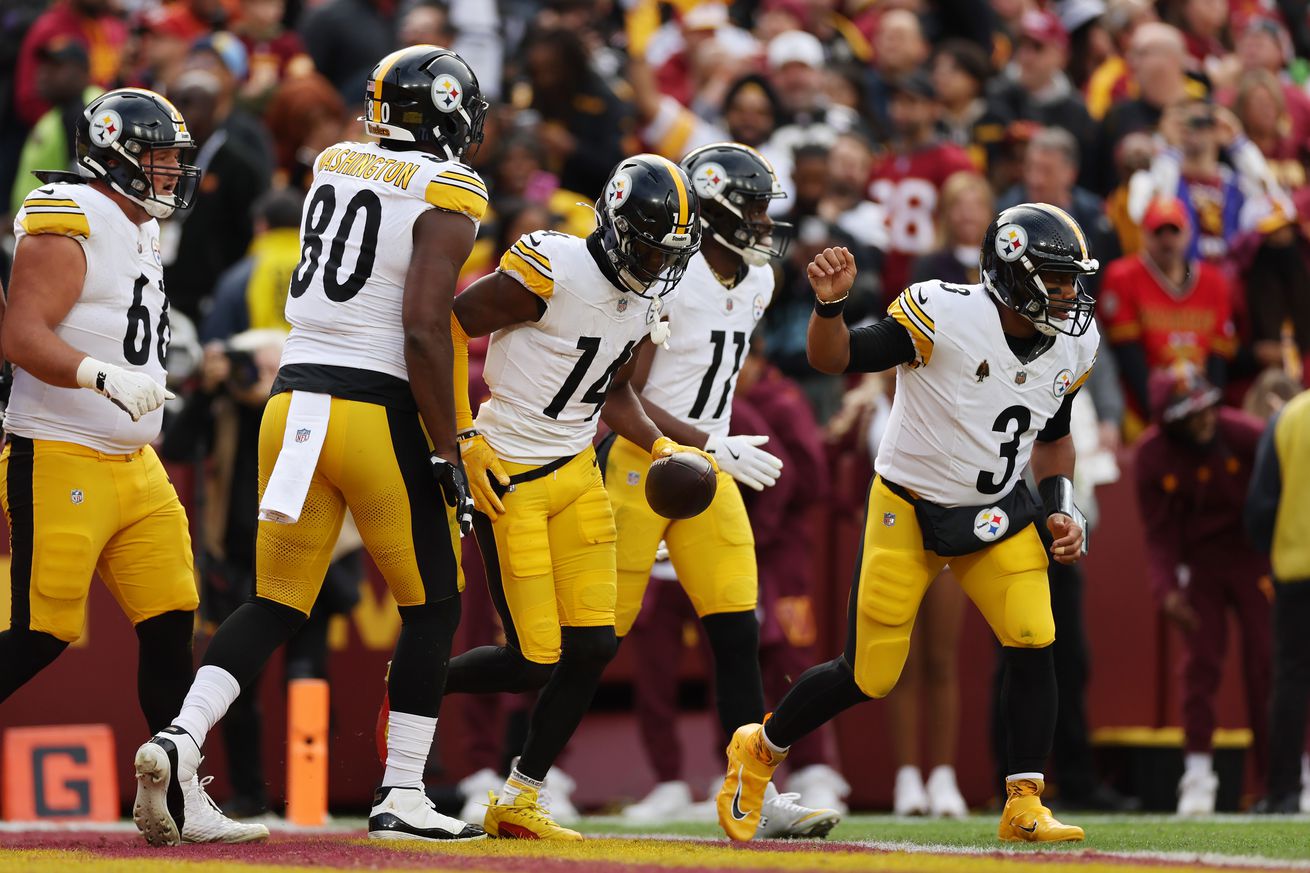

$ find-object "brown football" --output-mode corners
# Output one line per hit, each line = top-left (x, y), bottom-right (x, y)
(646, 452), (717, 519)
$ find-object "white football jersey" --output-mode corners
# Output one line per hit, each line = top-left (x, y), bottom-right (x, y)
(279, 139), (488, 381)
(478, 231), (674, 464)
(641, 253), (772, 440)
(8, 183), (169, 453)
(875, 280), (1099, 507)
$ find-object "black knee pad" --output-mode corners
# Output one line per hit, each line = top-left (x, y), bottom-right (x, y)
(397, 594), (462, 636)
(701, 610), (760, 657)
(560, 626), (617, 668)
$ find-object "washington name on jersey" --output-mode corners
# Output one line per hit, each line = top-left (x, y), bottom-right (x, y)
(479, 231), (675, 465)
(641, 252), (772, 440)
(877, 280), (1099, 507)
(9, 182), (169, 453)
(278, 139), (488, 387)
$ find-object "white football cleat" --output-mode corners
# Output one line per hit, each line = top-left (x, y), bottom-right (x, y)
(133, 726), (201, 847)
(926, 765), (968, 818)
(1176, 769), (1218, 816)
(622, 780), (694, 823)
(183, 775), (270, 843)
(787, 764), (850, 815)
(542, 766), (580, 823)
(458, 768), (502, 824)
(757, 782), (841, 839)
(369, 786), (485, 841)
(893, 765), (929, 816)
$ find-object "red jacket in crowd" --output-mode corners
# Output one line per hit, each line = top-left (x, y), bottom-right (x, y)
(14, 1), (128, 126)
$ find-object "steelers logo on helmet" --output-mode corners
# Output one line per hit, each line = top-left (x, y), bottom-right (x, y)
(89, 109), (123, 147)
(1053, 368), (1074, 398)
(605, 170), (632, 210)
(974, 506), (1010, 542)
(995, 223), (1028, 262)
(692, 162), (729, 199)
(431, 73), (464, 113)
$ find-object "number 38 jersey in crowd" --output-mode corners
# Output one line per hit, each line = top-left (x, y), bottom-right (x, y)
(640, 253), (772, 440)
(478, 231), (675, 465)
(876, 280), (1099, 508)
(9, 183), (168, 453)
(279, 139), (488, 389)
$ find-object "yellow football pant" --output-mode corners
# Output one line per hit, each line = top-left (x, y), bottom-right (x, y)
(0, 437), (199, 642)
(256, 392), (462, 616)
(848, 476), (1053, 698)
(605, 435), (757, 637)
(474, 448), (617, 664)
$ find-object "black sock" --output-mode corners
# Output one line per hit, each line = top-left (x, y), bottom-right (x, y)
(387, 596), (462, 717)
(516, 626), (617, 781)
(1269, 581), (1310, 798)
(1003, 645), (1057, 776)
(135, 610), (195, 733)
(761, 656), (868, 749)
(701, 610), (765, 737)
(445, 645), (555, 694)
(0, 629), (68, 702)
(203, 596), (307, 687)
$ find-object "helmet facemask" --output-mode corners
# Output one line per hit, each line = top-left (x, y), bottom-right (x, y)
(80, 135), (201, 220)
(702, 190), (791, 267)
(604, 213), (700, 298)
(1016, 266), (1098, 337)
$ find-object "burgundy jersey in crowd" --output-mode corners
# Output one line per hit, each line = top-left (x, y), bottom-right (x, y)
(866, 142), (975, 296)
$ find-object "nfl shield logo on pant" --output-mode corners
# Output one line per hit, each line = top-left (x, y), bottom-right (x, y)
(295, 428), (311, 443)
(883, 512), (896, 526)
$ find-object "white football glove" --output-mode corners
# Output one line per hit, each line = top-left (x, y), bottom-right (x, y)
(703, 434), (783, 491)
(76, 357), (173, 422)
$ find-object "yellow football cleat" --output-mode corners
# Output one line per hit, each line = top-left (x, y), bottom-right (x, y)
(718, 723), (786, 841)
(998, 778), (1084, 842)
(483, 787), (582, 840)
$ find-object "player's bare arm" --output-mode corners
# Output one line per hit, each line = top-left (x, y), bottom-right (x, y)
(602, 350), (718, 469)
(627, 339), (710, 448)
(1030, 433), (1084, 565)
(402, 208), (478, 463)
(805, 246), (857, 374)
(3, 233), (89, 387)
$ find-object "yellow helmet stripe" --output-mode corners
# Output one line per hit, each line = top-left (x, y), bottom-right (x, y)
(1040, 203), (1089, 261)
(371, 45), (440, 105)
(652, 155), (689, 227)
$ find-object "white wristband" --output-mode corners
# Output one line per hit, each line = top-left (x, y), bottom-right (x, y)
(75, 357), (112, 392)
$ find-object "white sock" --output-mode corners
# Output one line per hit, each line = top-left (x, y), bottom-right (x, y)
(898, 765), (924, 782)
(171, 665), (241, 751)
(1184, 752), (1213, 775)
(761, 726), (789, 757)
(498, 767), (542, 806)
(381, 711), (437, 790)
(1006, 772), (1044, 783)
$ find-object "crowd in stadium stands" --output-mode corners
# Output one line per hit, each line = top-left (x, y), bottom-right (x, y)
(1, 0), (1308, 819)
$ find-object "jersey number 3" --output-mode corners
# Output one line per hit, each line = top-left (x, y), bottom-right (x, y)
(976, 405), (1030, 495)
(288, 183), (382, 303)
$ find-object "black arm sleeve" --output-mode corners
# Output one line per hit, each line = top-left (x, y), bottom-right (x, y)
(845, 317), (917, 374)
(1036, 387), (1080, 442)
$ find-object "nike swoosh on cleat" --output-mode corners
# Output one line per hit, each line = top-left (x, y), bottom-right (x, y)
(1018, 823), (1037, 833)
(730, 766), (749, 820)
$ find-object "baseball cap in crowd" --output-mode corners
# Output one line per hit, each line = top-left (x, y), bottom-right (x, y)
(1143, 197), (1190, 233)
(683, 3), (729, 32)
(36, 36), (90, 69)
(889, 68), (936, 99)
(767, 30), (825, 70)
(1240, 15), (1294, 63)
(191, 31), (249, 82)
(1019, 9), (1070, 51)
(1059, 0), (1107, 34)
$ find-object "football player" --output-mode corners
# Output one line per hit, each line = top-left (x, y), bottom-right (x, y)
(716, 203), (1100, 843)
(134, 47), (488, 845)
(1, 88), (264, 844)
(604, 142), (837, 837)
(441, 153), (713, 839)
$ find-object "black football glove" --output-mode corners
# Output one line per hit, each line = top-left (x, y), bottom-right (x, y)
(431, 453), (474, 537)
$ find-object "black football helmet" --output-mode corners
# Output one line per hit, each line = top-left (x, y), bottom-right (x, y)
(980, 202), (1099, 337)
(361, 45), (488, 160)
(73, 88), (200, 219)
(681, 142), (790, 266)
(594, 154), (701, 298)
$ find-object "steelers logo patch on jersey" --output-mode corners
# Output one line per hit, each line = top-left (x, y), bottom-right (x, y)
(431, 74), (464, 113)
(753, 295), (765, 320)
(692, 162), (728, 198)
(1053, 368), (1074, 398)
(605, 171), (632, 208)
(89, 109), (123, 147)
(995, 224), (1028, 262)
(974, 506), (1009, 542)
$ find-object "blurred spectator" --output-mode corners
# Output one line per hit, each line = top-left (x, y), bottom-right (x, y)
(9, 38), (98, 214)
(299, 0), (395, 98)
(234, 0), (313, 108)
(134, 5), (197, 93)
(1106, 131), (1156, 255)
(516, 26), (635, 199)
(189, 32), (276, 167)
(1247, 388), (1310, 813)
(931, 39), (1008, 172)
(163, 67), (272, 321)
(398, 0), (455, 47)
(1229, 68), (1310, 211)
(818, 131), (886, 252)
(1177, 0), (1240, 86)
(910, 169), (991, 287)
(1225, 17), (1310, 148)
(142, 0), (229, 46)
(483, 136), (590, 235)
(263, 71), (348, 191)
(866, 70), (974, 301)
(865, 9), (931, 137)
(1134, 366), (1270, 814)
(988, 10), (1098, 189)
(13, 0), (126, 127)
(1085, 0), (1159, 121)
(997, 127), (1121, 295)
(648, 3), (757, 114)
(766, 31), (859, 159)
(1100, 198), (1237, 414)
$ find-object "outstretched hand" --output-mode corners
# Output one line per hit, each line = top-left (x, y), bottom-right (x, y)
(807, 247), (857, 302)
